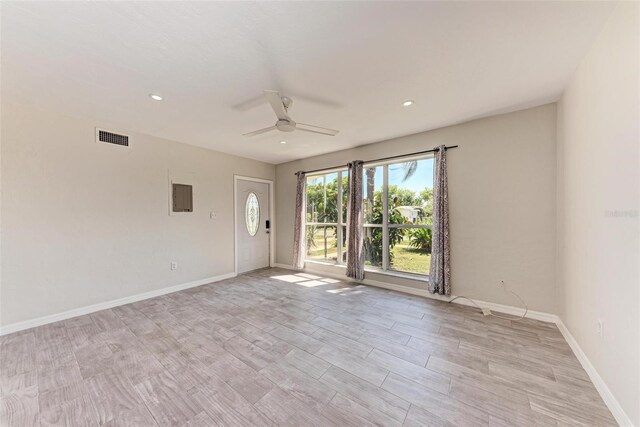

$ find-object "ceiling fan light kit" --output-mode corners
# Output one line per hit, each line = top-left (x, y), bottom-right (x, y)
(243, 90), (339, 138)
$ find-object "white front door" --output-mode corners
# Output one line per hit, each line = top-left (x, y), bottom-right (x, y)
(236, 179), (270, 274)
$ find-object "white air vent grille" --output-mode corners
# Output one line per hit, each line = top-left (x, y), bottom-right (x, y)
(96, 128), (129, 147)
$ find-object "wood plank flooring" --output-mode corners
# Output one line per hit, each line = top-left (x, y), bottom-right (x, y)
(0, 268), (616, 426)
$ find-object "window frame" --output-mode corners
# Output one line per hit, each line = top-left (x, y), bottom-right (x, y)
(305, 169), (347, 264)
(304, 154), (434, 278)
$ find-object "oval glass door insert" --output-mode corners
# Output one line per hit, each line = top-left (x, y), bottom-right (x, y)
(245, 192), (260, 236)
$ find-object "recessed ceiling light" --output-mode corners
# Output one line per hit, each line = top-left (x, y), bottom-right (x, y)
(149, 94), (163, 101)
(280, 140), (287, 144)
(403, 100), (414, 107)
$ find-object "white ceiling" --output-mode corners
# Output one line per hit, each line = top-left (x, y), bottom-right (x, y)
(2, 2), (614, 164)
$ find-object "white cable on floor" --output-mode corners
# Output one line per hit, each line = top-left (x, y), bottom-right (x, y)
(449, 281), (529, 321)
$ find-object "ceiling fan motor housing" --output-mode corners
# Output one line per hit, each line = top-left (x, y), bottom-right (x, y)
(276, 119), (296, 132)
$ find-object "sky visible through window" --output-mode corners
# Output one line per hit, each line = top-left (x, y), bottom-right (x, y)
(306, 159), (433, 192)
(385, 160), (434, 192)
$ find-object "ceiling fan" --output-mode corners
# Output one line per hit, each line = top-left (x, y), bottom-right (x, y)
(243, 90), (339, 137)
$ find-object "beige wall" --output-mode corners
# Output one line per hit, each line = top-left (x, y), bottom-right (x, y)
(557, 3), (639, 425)
(0, 103), (275, 326)
(276, 104), (558, 313)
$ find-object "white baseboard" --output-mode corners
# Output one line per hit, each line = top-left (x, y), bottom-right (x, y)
(276, 262), (632, 425)
(355, 275), (557, 322)
(555, 318), (633, 426)
(274, 262), (297, 270)
(2, 264), (632, 425)
(0, 272), (237, 336)
(449, 295), (557, 323)
(274, 262), (555, 323)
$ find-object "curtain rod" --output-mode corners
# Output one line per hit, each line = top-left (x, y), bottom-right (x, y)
(294, 145), (458, 176)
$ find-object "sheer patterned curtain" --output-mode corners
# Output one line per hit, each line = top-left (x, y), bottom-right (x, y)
(346, 161), (365, 280)
(292, 172), (306, 269)
(429, 146), (451, 295)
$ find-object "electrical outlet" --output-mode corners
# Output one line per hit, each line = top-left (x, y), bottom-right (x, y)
(171, 261), (178, 271)
(597, 319), (604, 338)
(210, 211), (217, 220)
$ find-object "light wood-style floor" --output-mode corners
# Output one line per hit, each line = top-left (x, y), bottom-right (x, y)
(1, 268), (616, 426)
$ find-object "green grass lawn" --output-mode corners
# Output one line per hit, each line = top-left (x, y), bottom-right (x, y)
(306, 231), (430, 276)
(389, 236), (431, 275)
(307, 227), (339, 260)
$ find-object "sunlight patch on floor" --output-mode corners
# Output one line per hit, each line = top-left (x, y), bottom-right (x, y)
(296, 273), (323, 280)
(270, 273), (349, 289)
(296, 280), (329, 287)
(327, 285), (366, 295)
(270, 274), (308, 283)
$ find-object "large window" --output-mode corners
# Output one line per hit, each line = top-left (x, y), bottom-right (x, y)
(305, 155), (434, 277)
(305, 170), (348, 263)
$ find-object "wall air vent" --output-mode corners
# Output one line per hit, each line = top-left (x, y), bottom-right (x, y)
(95, 128), (129, 147)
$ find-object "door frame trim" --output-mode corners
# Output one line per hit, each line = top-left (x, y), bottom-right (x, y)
(233, 175), (275, 275)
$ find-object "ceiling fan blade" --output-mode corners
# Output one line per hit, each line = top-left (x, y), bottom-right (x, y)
(297, 122), (339, 136)
(264, 90), (289, 120)
(296, 126), (339, 136)
(243, 126), (277, 137)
